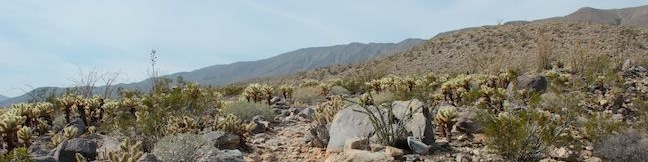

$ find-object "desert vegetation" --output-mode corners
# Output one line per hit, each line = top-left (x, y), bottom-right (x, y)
(3, 13), (648, 162)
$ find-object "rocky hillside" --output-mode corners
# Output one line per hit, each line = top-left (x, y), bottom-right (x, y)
(279, 22), (648, 83)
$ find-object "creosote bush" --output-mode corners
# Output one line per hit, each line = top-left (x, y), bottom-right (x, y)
(476, 107), (577, 161)
(221, 101), (275, 122)
(152, 133), (207, 162)
(293, 86), (322, 104)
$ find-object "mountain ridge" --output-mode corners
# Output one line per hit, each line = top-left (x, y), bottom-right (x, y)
(0, 39), (424, 106)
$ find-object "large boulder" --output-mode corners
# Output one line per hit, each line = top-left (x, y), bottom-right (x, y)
(196, 149), (244, 162)
(509, 74), (549, 94)
(202, 131), (241, 149)
(326, 105), (379, 152)
(391, 99), (435, 145)
(53, 138), (98, 162)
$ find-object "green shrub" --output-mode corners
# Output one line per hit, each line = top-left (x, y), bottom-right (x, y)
(476, 108), (576, 161)
(0, 147), (33, 162)
(372, 91), (396, 106)
(217, 85), (245, 97)
(337, 78), (366, 94)
(153, 133), (207, 162)
(593, 129), (648, 162)
(293, 87), (322, 104)
(584, 112), (625, 143)
(221, 101), (275, 121)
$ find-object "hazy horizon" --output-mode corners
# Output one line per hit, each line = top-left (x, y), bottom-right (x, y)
(1, 0), (646, 97)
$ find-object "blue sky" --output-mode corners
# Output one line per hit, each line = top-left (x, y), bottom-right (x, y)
(0, 0), (646, 97)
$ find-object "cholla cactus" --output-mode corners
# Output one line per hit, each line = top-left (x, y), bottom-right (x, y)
(279, 84), (295, 99)
(166, 116), (198, 134)
(396, 76), (418, 93)
(215, 114), (256, 136)
(88, 126), (97, 135)
(314, 96), (346, 124)
(435, 105), (457, 140)
(242, 84), (263, 103)
(261, 84), (274, 105)
(64, 126), (79, 139)
(17, 126), (32, 146)
(318, 83), (332, 96)
(300, 79), (320, 87)
(50, 133), (64, 148)
(103, 138), (144, 162)
(0, 111), (26, 150)
(120, 96), (143, 115)
(367, 80), (383, 93)
(76, 153), (88, 162)
(58, 94), (83, 123)
(359, 93), (374, 106)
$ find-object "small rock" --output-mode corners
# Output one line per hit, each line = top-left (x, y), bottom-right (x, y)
(245, 153), (261, 162)
(584, 157), (603, 162)
(407, 137), (431, 154)
(33, 156), (56, 162)
(197, 149), (244, 162)
(298, 107), (315, 120)
(343, 149), (394, 162)
(252, 115), (271, 133)
(539, 158), (557, 162)
(344, 137), (368, 150)
(137, 153), (161, 162)
(385, 146), (404, 157)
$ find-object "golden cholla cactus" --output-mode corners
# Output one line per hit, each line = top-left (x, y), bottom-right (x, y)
(17, 126), (32, 145)
(359, 93), (374, 106)
(215, 114), (256, 135)
(88, 126), (97, 135)
(76, 153), (87, 162)
(102, 101), (120, 118)
(396, 76), (418, 93)
(0, 111), (25, 133)
(64, 126), (79, 139)
(102, 138), (143, 162)
(166, 116), (198, 134)
(314, 96), (346, 124)
(35, 102), (55, 117)
(279, 84), (295, 99)
(366, 80), (383, 93)
(261, 84), (274, 105)
(50, 133), (64, 148)
(318, 83), (332, 96)
(242, 83), (263, 103)
(300, 79), (320, 87)
(435, 105), (457, 140)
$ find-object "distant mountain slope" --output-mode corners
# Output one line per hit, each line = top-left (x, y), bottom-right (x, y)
(554, 5), (648, 28)
(1, 39), (424, 106)
(164, 39), (424, 85)
(0, 95), (7, 102)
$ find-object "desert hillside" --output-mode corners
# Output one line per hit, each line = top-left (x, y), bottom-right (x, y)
(281, 22), (648, 82)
